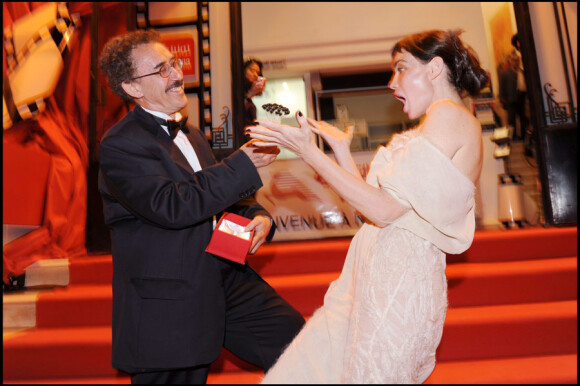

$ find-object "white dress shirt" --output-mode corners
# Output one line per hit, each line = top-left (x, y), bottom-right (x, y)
(141, 107), (202, 172)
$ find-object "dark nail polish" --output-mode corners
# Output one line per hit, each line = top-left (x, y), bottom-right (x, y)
(253, 121), (260, 125)
(297, 111), (303, 117)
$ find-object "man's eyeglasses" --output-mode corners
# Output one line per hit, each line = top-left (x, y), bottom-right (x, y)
(130, 58), (183, 81)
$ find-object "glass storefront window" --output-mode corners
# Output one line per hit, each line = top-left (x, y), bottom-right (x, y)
(316, 87), (421, 153)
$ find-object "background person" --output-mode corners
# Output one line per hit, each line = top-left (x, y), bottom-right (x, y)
(243, 57), (267, 131)
(499, 51), (528, 141)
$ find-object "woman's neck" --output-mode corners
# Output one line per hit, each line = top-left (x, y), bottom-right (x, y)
(432, 81), (463, 105)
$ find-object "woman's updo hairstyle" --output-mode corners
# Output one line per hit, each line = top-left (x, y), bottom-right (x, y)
(392, 29), (489, 97)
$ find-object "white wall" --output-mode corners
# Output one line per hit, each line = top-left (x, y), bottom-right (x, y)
(209, 2), (233, 139)
(242, 2), (504, 228)
(242, 2), (491, 77)
(529, 2), (578, 123)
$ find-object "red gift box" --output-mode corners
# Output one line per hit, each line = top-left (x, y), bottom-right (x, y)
(205, 212), (254, 265)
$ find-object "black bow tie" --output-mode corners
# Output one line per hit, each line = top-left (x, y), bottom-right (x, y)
(150, 114), (189, 139)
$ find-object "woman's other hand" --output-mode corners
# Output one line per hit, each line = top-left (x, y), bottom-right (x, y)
(308, 118), (354, 152)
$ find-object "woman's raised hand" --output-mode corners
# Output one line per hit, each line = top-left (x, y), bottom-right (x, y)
(246, 111), (318, 157)
(307, 118), (354, 152)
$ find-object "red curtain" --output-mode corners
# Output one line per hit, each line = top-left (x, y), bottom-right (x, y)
(2, 2), (129, 284)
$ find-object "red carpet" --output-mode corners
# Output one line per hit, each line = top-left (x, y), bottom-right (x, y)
(3, 226), (577, 384)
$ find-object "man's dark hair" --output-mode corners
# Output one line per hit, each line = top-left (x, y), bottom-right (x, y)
(99, 29), (161, 102)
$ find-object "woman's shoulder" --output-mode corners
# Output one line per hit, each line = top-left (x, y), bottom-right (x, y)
(420, 99), (480, 159)
(421, 99), (482, 182)
(423, 99), (480, 136)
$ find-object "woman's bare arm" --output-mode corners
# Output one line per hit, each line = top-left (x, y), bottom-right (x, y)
(247, 113), (407, 227)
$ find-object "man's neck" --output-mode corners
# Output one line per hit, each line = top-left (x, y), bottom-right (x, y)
(140, 106), (180, 121)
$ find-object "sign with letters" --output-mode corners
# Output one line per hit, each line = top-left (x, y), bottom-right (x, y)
(256, 151), (376, 241)
(160, 28), (199, 88)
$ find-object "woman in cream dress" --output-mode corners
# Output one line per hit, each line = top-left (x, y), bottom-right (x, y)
(247, 30), (490, 384)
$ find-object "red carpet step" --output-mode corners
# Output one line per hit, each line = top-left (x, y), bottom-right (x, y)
(425, 353), (578, 384)
(33, 256), (576, 328)
(448, 226), (577, 263)
(436, 300), (577, 361)
(3, 226), (577, 384)
(68, 227), (578, 284)
(6, 354), (578, 385)
(4, 299), (576, 380)
(446, 256), (576, 307)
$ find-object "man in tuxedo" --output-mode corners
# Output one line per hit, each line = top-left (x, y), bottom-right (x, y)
(98, 29), (304, 384)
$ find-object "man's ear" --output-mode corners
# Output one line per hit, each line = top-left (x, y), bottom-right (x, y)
(121, 80), (143, 100)
(428, 56), (444, 80)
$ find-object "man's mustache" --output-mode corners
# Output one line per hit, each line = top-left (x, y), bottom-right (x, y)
(165, 80), (183, 92)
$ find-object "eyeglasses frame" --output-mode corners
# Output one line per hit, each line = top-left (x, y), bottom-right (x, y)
(130, 58), (183, 81)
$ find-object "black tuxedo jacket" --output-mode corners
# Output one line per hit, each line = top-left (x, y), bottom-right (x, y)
(98, 105), (273, 373)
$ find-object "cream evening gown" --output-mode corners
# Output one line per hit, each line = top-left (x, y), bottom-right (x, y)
(261, 129), (476, 384)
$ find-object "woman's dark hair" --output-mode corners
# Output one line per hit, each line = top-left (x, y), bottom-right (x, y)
(243, 57), (263, 94)
(99, 29), (161, 103)
(392, 29), (489, 97)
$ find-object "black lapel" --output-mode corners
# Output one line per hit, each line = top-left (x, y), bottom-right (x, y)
(183, 128), (216, 169)
(133, 106), (194, 174)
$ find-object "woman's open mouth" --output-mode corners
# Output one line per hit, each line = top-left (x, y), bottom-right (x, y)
(393, 93), (408, 113)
